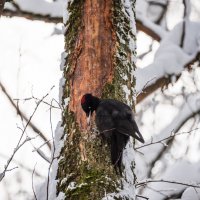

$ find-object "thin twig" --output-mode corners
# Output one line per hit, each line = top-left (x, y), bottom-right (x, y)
(0, 136), (36, 182)
(0, 152), (43, 177)
(32, 148), (50, 163)
(0, 87), (53, 182)
(32, 139), (53, 153)
(135, 128), (199, 150)
(136, 179), (200, 189)
(6, 166), (18, 172)
(32, 163), (38, 200)
(46, 100), (56, 200)
(136, 194), (149, 200)
(0, 81), (51, 149)
(14, 96), (61, 110)
(136, 77), (157, 97)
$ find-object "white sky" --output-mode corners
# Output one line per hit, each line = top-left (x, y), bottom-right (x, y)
(0, 16), (63, 200)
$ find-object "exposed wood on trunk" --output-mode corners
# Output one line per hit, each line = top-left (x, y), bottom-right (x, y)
(68, 0), (116, 130)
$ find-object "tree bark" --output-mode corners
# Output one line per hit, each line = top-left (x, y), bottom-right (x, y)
(56, 0), (137, 199)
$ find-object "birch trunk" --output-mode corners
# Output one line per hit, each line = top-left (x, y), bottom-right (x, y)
(56, 0), (137, 199)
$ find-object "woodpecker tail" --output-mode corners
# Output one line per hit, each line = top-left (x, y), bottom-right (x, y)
(110, 131), (129, 175)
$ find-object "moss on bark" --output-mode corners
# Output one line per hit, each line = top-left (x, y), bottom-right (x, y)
(56, 0), (137, 199)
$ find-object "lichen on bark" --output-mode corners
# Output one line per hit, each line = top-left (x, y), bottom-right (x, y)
(56, 0), (137, 199)
(114, 0), (137, 104)
(103, 0), (137, 109)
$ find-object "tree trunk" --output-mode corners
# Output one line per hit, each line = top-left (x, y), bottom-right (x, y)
(56, 0), (137, 199)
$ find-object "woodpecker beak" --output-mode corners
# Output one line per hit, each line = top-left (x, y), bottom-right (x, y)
(87, 111), (91, 126)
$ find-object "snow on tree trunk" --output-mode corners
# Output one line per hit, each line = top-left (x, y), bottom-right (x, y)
(56, 0), (137, 199)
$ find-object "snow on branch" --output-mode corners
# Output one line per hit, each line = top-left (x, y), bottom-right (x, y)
(137, 92), (200, 177)
(136, 18), (164, 41)
(2, 0), (65, 23)
(136, 19), (200, 103)
(136, 51), (200, 104)
(3, 6), (62, 23)
(138, 161), (200, 200)
(136, 0), (167, 41)
(5, 0), (64, 18)
(0, 81), (51, 149)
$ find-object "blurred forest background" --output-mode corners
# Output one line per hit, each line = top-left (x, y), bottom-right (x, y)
(0, 0), (200, 199)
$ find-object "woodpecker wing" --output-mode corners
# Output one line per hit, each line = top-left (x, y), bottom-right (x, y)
(95, 103), (115, 138)
(96, 99), (144, 143)
(115, 113), (145, 143)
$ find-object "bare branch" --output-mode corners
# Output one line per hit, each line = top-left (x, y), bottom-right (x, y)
(0, 152), (43, 177)
(2, 1), (62, 23)
(136, 194), (149, 200)
(136, 179), (200, 189)
(3, 9), (62, 23)
(0, 87), (53, 182)
(0, 136), (35, 181)
(154, 1), (169, 25)
(14, 96), (61, 110)
(46, 100), (56, 200)
(136, 20), (161, 41)
(32, 139), (52, 153)
(0, 81), (51, 149)
(136, 77), (157, 98)
(135, 128), (199, 150)
(137, 91), (200, 179)
(180, 0), (187, 48)
(137, 42), (153, 60)
(32, 147), (50, 163)
(32, 163), (38, 200)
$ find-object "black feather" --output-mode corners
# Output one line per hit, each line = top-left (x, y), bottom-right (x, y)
(81, 94), (145, 174)
(110, 131), (129, 175)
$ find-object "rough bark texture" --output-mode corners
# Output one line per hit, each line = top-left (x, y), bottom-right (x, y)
(56, 0), (136, 199)
(68, 0), (115, 130)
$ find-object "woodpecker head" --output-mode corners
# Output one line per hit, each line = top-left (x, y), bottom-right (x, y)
(81, 93), (100, 125)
